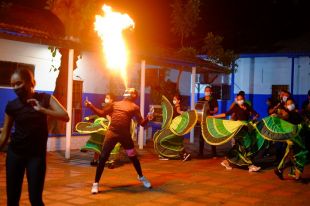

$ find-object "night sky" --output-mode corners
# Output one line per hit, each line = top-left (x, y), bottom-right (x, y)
(4, 0), (310, 53)
(107, 0), (310, 53)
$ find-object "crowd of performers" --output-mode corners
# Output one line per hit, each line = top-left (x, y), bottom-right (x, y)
(0, 68), (309, 205)
(153, 86), (309, 181)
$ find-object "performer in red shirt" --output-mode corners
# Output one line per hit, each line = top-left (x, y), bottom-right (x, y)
(85, 88), (152, 194)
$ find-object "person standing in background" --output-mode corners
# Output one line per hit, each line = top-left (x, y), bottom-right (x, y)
(88, 93), (116, 166)
(172, 94), (191, 161)
(198, 86), (218, 158)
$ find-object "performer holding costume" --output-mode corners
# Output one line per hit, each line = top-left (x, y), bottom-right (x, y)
(81, 93), (120, 168)
(301, 90), (310, 160)
(84, 88), (152, 194)
(211, 93), (261, 172)
(270, 98), (308, 180)
(198, 86), (218, 157)
(0, 68), (69, 206)
(153, 95), (198, 160)
(171, 94), (191, 161)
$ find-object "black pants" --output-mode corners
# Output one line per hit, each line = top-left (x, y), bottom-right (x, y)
(95, 130), (143, 182)
(199, 134), (217, 156)
(6, 147), (46, 206)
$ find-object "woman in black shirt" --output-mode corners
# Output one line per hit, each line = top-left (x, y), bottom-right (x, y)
(198, 86), (219, 158)
(0, 68), (69, 206)
(213, 94), (258, 121)
(212, 93), (261, 172)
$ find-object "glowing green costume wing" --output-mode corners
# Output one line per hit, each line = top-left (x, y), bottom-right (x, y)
(200, 104), (267, 166)
(255, 116), (308, 173)
(161, 95), (173, 130)
(76, 117), (121, 155)
(75, 117), (109, 135)
(153, 128), (184, 158)
(201, 102), (247, 145)
(170, 110), (198, 136)
(153, 95), (197, 158)
(255, 116), (301, 142)
(201, 117), (247, 145)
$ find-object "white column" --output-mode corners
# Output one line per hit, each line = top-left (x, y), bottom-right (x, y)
(190, 66), (196, 143)
(138, 60), (146, 149)
(65, 49), (74, 159)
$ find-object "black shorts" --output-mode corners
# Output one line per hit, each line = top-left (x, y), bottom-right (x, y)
(104, 130), (134, 150)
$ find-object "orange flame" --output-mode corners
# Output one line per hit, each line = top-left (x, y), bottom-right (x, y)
(94, 5), (135, 89)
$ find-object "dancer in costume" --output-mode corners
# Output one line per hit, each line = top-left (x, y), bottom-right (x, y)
(301, 90), (310, 159)
(85, 88), (152, 194)
(229, 91), (252, 110)
(153, 95), (197, 160)
(211, 93), (261, 172)
(269, 90), (293, 165)
(271, 98), (308, 180)
(198, 86), (218, 158)
(87, 93), (116, 166)
(0, 68), (69, 206)
(268, 90), (291, 115)
(170, 94), (191, 161)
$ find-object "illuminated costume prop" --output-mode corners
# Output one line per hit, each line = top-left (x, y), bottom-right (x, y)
(201, 103), (266, 167)
(76, 117), (121, 167)
(255, 116), (308, 179)
(153, 96), (197, 159)
(201, 101), (308, 176)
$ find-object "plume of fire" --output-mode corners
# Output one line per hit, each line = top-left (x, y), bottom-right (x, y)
(94, 5), (135, 89)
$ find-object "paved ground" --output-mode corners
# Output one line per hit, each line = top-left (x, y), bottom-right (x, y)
(0, 140), (309, 206)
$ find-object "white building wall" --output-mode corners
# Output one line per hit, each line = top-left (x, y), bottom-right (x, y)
(0, 38), (60, 91)
(234, 58), (251, 93)
(166, 69), (191, 95)
(74, 51), (110, 94)
(294, 57), (310, 95)
(234, 56), (310, 95)
(0, 39), (113, 96)
(255, 57), (291, 94)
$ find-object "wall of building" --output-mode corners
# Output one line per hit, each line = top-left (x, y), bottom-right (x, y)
(234, 55), (310, 117)
(0, 39), (60, 125)
(1, 38), (309, 150)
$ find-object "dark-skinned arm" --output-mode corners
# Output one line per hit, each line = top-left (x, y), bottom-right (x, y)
(0, 114), (13, 150)
(27, 95), (69, 122)
(85, 100), (113, 117)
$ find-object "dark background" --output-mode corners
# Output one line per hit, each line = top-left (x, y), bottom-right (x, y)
(107, 0), (310, 53)
(4, 0), (310, 53)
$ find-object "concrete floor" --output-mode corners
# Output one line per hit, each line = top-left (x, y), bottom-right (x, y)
(0, 140), (309, 206)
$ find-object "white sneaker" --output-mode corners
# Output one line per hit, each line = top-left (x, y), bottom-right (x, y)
(158, 155), (169, 161)
(138, 176), (152, 188)
(221, 160), (232, 170)
(91, 182), (99, 194)
(248, 165), (261, 172)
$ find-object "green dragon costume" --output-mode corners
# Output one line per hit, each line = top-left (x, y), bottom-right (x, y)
(153, 96), (198, 159)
